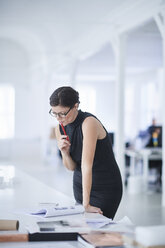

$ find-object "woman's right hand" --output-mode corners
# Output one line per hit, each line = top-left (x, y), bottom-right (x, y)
(57, 135), (71, 155)
(84, 204), (103, 215)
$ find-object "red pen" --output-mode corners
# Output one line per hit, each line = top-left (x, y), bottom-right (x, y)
(60, 123), (70, 141)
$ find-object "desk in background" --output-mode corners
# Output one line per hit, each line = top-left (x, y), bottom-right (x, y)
(125, 148), (162, 191)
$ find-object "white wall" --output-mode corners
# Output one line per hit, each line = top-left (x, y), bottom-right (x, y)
(0, 38), (47, 160)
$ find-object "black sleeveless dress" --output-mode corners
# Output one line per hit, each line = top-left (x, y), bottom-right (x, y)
(60, 110), (123, 219)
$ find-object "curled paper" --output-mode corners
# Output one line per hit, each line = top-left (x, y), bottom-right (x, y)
(0, 220), (19, 231)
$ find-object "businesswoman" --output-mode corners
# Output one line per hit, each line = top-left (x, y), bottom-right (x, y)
(49, 86), (123, 219)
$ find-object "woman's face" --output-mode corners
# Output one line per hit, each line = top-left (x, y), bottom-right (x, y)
(51, 104), (78, 126)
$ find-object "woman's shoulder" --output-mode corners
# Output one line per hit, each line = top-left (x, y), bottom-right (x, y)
(83, 115), (97, 124)
(72, 110), (94, 125)
(82, 112), (103, 130)
(80, 110), (97, 119)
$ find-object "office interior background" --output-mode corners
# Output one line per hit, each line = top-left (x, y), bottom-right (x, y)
(0, 0), (165, 225)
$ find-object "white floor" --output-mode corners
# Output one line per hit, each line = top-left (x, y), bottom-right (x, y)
(1, 154), (165, 227)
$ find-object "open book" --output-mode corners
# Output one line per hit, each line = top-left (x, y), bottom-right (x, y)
(30, 205), (84, 218)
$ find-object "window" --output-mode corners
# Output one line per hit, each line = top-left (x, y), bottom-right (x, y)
(0, 85), (15, 139)
(125, 81), (160, 141)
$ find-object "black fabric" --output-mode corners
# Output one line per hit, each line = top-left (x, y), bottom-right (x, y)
(60, 110), (123, 219)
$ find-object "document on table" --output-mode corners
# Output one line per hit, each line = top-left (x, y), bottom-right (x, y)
(36, 219), (91, 233)
(101, 216), (135, 233)
(85, 218), (115, 229)
(29, 204), (85, 218)
(26, 218), (116, 234)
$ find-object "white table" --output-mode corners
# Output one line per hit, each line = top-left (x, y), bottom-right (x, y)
(0, 165), (107, 247)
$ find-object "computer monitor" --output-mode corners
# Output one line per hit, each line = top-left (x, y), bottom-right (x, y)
(146, 126), (162, 148)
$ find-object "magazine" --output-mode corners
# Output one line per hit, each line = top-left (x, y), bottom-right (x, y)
(78, 232), (123, 248)
(37, 219), (91, 233)
(37, 217), (116, 233)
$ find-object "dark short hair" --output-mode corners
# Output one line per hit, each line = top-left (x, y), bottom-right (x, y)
(49, 86), (80, 107)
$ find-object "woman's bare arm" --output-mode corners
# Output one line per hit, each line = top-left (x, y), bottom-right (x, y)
(55, 125), (76, 171)
(81, 117), (105, 214)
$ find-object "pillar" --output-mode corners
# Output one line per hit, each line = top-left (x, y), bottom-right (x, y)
(154, 12), (165, 206)
(111, 34), (127, 183)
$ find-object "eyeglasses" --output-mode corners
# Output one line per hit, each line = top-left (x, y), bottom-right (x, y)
(49, 106), (72, 118)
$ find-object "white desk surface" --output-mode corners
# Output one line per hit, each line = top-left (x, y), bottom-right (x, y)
(0, 165), (109, 247)
(125, 147), (162, 158)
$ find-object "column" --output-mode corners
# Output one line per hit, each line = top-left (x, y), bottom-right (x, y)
(111, 34), (127, 183)
(154, 12), (165, 206)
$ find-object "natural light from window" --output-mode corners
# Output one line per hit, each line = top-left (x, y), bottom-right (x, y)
(77, 86), (96, 114)
(0, 85), (15, 139)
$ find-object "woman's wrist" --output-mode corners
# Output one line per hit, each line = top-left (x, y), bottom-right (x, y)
(83, 202), (90, 209)
(61, 150), (70, 158)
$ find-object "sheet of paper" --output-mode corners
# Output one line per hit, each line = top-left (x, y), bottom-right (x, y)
(16, 204), (84, 218)
(101, 216), (135, 234)
(85, 218), (115, 229)
(30, 205), (84, 218)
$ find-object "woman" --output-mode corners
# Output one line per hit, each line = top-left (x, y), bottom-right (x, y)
(49, 86), (122, 219)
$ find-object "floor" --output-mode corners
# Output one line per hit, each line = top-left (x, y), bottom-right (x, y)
(1, 154), (165, 227)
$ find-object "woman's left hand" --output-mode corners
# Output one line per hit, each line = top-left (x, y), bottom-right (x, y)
(84, 204), (103, 215)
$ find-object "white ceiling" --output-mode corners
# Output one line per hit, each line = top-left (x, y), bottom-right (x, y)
(0, 0), (165, 77)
